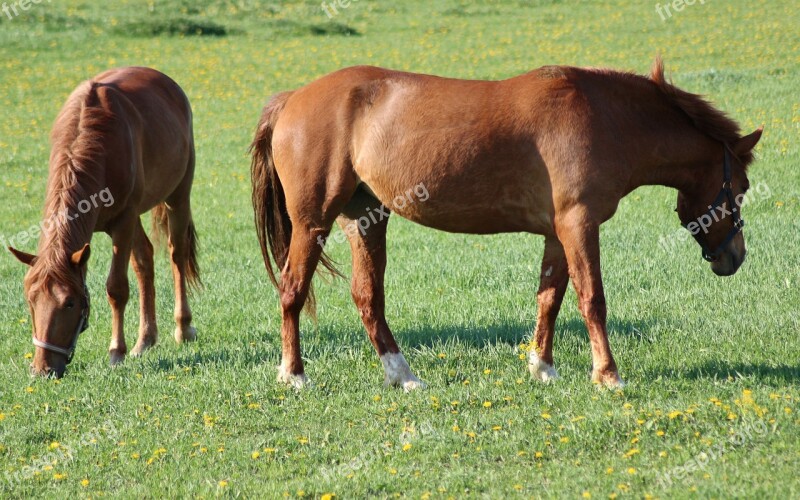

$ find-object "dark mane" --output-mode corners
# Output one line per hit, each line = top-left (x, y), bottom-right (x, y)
(26, 82), (113, 296)
(648, 56), (753, 167)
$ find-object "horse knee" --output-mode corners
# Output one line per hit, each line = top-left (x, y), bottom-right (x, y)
(106, 282), (129, 308)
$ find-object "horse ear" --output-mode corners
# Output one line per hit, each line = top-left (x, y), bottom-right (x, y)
(70, 244), (91, 267)
(9, 247), (37, 266)
(733, 126), (763, 157)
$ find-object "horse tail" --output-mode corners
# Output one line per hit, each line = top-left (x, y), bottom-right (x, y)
(185, 217), (201, 290)
(250, 91), (324, 318)
(151, 203), (169, 248)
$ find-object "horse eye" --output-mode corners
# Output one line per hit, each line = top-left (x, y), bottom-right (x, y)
(65, 299), (75, 309)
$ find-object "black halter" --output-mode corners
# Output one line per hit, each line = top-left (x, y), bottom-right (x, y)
(682, 148), (745, 262)
(31, 283), (90, 364)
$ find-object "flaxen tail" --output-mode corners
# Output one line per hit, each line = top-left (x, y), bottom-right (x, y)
(250, 91), (340, 318)
(151, 203), (201, 291)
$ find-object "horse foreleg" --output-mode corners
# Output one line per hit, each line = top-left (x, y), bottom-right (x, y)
(338, 198), (425, 391)
(130, 220), (158, 356)
(529, 235), (569, 382)
(107, 215), (136, 365)
(556, 210), (624, 387)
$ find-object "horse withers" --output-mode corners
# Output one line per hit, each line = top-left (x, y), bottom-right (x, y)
(10, 67), (200, 378)
(251, 57), (761, 389)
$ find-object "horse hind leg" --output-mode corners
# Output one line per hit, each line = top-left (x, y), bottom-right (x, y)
(165, 196), (199, 344)
(129, 220), (159, 356)
(338, 190), (425, 391)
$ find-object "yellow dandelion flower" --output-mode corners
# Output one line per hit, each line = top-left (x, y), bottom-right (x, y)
(402, 443), (412, 451)
(251, 451), (260, 460)
(582, 492), (592, 498)
(606, 467), (614, 474)
(53, 473), (67, 480)
(560, 437), (569, 443)
(541, 413), (552, 420)
(483, 401), (492, 408)
(218, 480), (228, 488)
(321, 494), (335, 500)
(81, 478), (90, 487)
(535, 451), (544, 458)
(627, 468), (637, 475)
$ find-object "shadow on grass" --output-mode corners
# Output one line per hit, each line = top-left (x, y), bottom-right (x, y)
(394, 316), (657, 350)
(649, 362), (800, 384)
(129, 317), (658, 373)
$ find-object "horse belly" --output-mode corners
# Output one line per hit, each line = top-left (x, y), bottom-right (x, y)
(356, 155), (555, 235)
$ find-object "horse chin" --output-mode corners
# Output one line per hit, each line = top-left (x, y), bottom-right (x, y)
(710, 249), (744, 277)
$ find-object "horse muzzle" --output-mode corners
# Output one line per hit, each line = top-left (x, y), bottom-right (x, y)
(709, 244), (746, 276)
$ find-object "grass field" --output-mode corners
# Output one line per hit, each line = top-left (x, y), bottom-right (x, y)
(1, 0), (799, 498)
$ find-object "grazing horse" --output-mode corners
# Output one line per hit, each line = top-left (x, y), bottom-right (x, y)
(9, 67), (200, 378)
(251, 57), (761, 389)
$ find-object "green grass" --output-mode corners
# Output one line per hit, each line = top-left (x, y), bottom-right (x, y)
(1, 0), (799, 498)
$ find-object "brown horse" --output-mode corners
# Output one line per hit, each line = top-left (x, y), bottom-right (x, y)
(9, 67), (200, 378)
(251, 57), (761, 389)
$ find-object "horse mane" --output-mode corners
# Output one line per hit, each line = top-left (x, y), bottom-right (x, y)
(647, 56), (753, 167)
(26, 82), (114, 296)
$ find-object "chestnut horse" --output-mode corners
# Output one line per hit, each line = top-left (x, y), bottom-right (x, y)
(251, 57), (761, 389)
(9, 67), (200, 378)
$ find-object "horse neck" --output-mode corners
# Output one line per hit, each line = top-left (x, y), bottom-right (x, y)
(630, 127), (721, 195)
(36, 155), (104, 258)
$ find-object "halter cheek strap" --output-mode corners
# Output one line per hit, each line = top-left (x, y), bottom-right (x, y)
(682, 148), (745, 262)
(31, 284), (90, 364)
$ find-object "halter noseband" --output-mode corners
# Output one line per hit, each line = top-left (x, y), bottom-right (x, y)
(32, 283), (90, 364)
(682, 148), (745, 262)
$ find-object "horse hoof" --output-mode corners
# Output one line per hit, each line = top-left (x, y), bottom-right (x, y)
(528, 353), (559, 382)
(277, 366), (308, 389)
(174, 326), (197, 344)
(592, 370), (626, 388)
(109, 351), (125, 366)
(130, 339), (156, 357)
(400, 379), (427, 392)
(381, 353), (425, 391)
